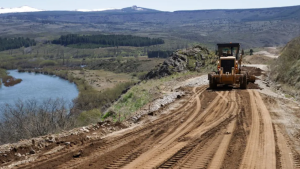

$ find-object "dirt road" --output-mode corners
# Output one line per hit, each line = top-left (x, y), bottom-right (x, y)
(7, 84), (296, 169)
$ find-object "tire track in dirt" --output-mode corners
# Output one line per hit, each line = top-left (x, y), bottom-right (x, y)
(239, 90), (276, 169)
(13, 86), (287, 169)
(16, 86), (208, 169)
(125, 91), (237, 169)
(175, 90), (239, 169)
(220, 90), (251, 169)
(121, 88), (223, 169)
(208, 119), (236, 169)
(274, 125), (294, 169)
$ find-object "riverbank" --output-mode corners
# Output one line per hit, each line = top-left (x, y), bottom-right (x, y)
(0, 69), (6, 87)
(16, 67), (137, 123)
(0, 66), (135, 144)
(0, 69), (22, 87)
(1, 76), (22, 87)
(0, 70), (79, 109)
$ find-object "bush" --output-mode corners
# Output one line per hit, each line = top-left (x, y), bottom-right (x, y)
(102, 110), (116, 119)
(74, 81), (135, 111)
(77, 109), (102, 126)
(0, 98), (76, 144)
(40, 60), (57, 67)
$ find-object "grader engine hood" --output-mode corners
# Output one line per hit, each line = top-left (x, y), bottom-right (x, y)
(219, 57), (236, 74)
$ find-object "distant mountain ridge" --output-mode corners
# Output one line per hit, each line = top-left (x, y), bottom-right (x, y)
(1, 5), (300, 48)
(0, 6), (43, 14)
(0, 5), (160, 14)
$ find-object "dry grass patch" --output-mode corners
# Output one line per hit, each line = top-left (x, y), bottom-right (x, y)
(70, 69), (137, 91)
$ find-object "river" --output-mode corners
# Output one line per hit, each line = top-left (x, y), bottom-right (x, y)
(0, 70), (79, 112)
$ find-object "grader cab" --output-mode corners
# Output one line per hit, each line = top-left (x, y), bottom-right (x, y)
(208, 43), (255, 89)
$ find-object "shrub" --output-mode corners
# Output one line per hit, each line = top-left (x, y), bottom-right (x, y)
(0, 98), (76, 144)
(74, 81), (135, 111)
(77, 109), (102, 126)
(102, 110), (116, 119)
(40, 60), (57, 67)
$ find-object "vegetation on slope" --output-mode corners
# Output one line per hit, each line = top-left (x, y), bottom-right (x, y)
(109, 71), (202, 122)
(271, 36), (300, 96)
(145, 45), (217, 79)
(52, 34), (164, 48)
(108, 45), (217, 121)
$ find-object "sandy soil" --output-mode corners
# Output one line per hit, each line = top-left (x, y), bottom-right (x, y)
(254, 47), (280, 59)
(243, 47), (280, 65)
(254, 51), (279, 59)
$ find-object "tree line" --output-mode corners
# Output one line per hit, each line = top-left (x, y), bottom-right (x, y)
(52, 34), (164, 48)
(0, 37), (36, 52)
(147, 50), (173, 58)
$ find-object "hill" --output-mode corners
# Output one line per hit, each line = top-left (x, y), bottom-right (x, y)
(1, 5), (300, 48)
(271, 36), (300, 97)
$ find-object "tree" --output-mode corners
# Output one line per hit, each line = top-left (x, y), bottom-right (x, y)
(250, 49), (254, 55)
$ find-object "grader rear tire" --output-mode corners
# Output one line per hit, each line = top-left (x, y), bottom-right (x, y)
(209, 77), (217, 89)
(240, 74), (247, 89)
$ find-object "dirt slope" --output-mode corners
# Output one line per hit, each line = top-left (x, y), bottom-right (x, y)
(1, 83), (297, 169)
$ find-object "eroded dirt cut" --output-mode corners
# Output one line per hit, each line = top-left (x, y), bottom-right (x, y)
(242, 66), (263, 77)
(1, 86), (293, 169)
(243, 66), (263, 89)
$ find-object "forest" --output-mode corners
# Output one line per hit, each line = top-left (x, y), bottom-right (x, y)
(52, 34), (165, 48)
(0, 37), (36, 52)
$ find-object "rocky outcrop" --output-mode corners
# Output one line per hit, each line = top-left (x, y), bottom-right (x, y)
(145, 45), (215, 79)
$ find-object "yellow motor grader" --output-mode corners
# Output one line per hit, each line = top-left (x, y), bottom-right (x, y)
(208, 43), (255, 89)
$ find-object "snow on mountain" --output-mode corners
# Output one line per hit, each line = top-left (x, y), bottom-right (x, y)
(75, 8), (117, 12)
(0, 6), (43, 14)
(131, 5), (144, 11)
(0, 5), (157, 14)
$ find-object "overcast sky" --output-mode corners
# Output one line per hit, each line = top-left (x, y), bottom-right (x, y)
(2, 0), (300, 11)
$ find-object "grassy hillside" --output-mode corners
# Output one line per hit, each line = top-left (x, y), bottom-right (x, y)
(271, 36), (300, 96)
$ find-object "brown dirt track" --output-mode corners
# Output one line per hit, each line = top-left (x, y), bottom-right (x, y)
(1, 86), (297, 169)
